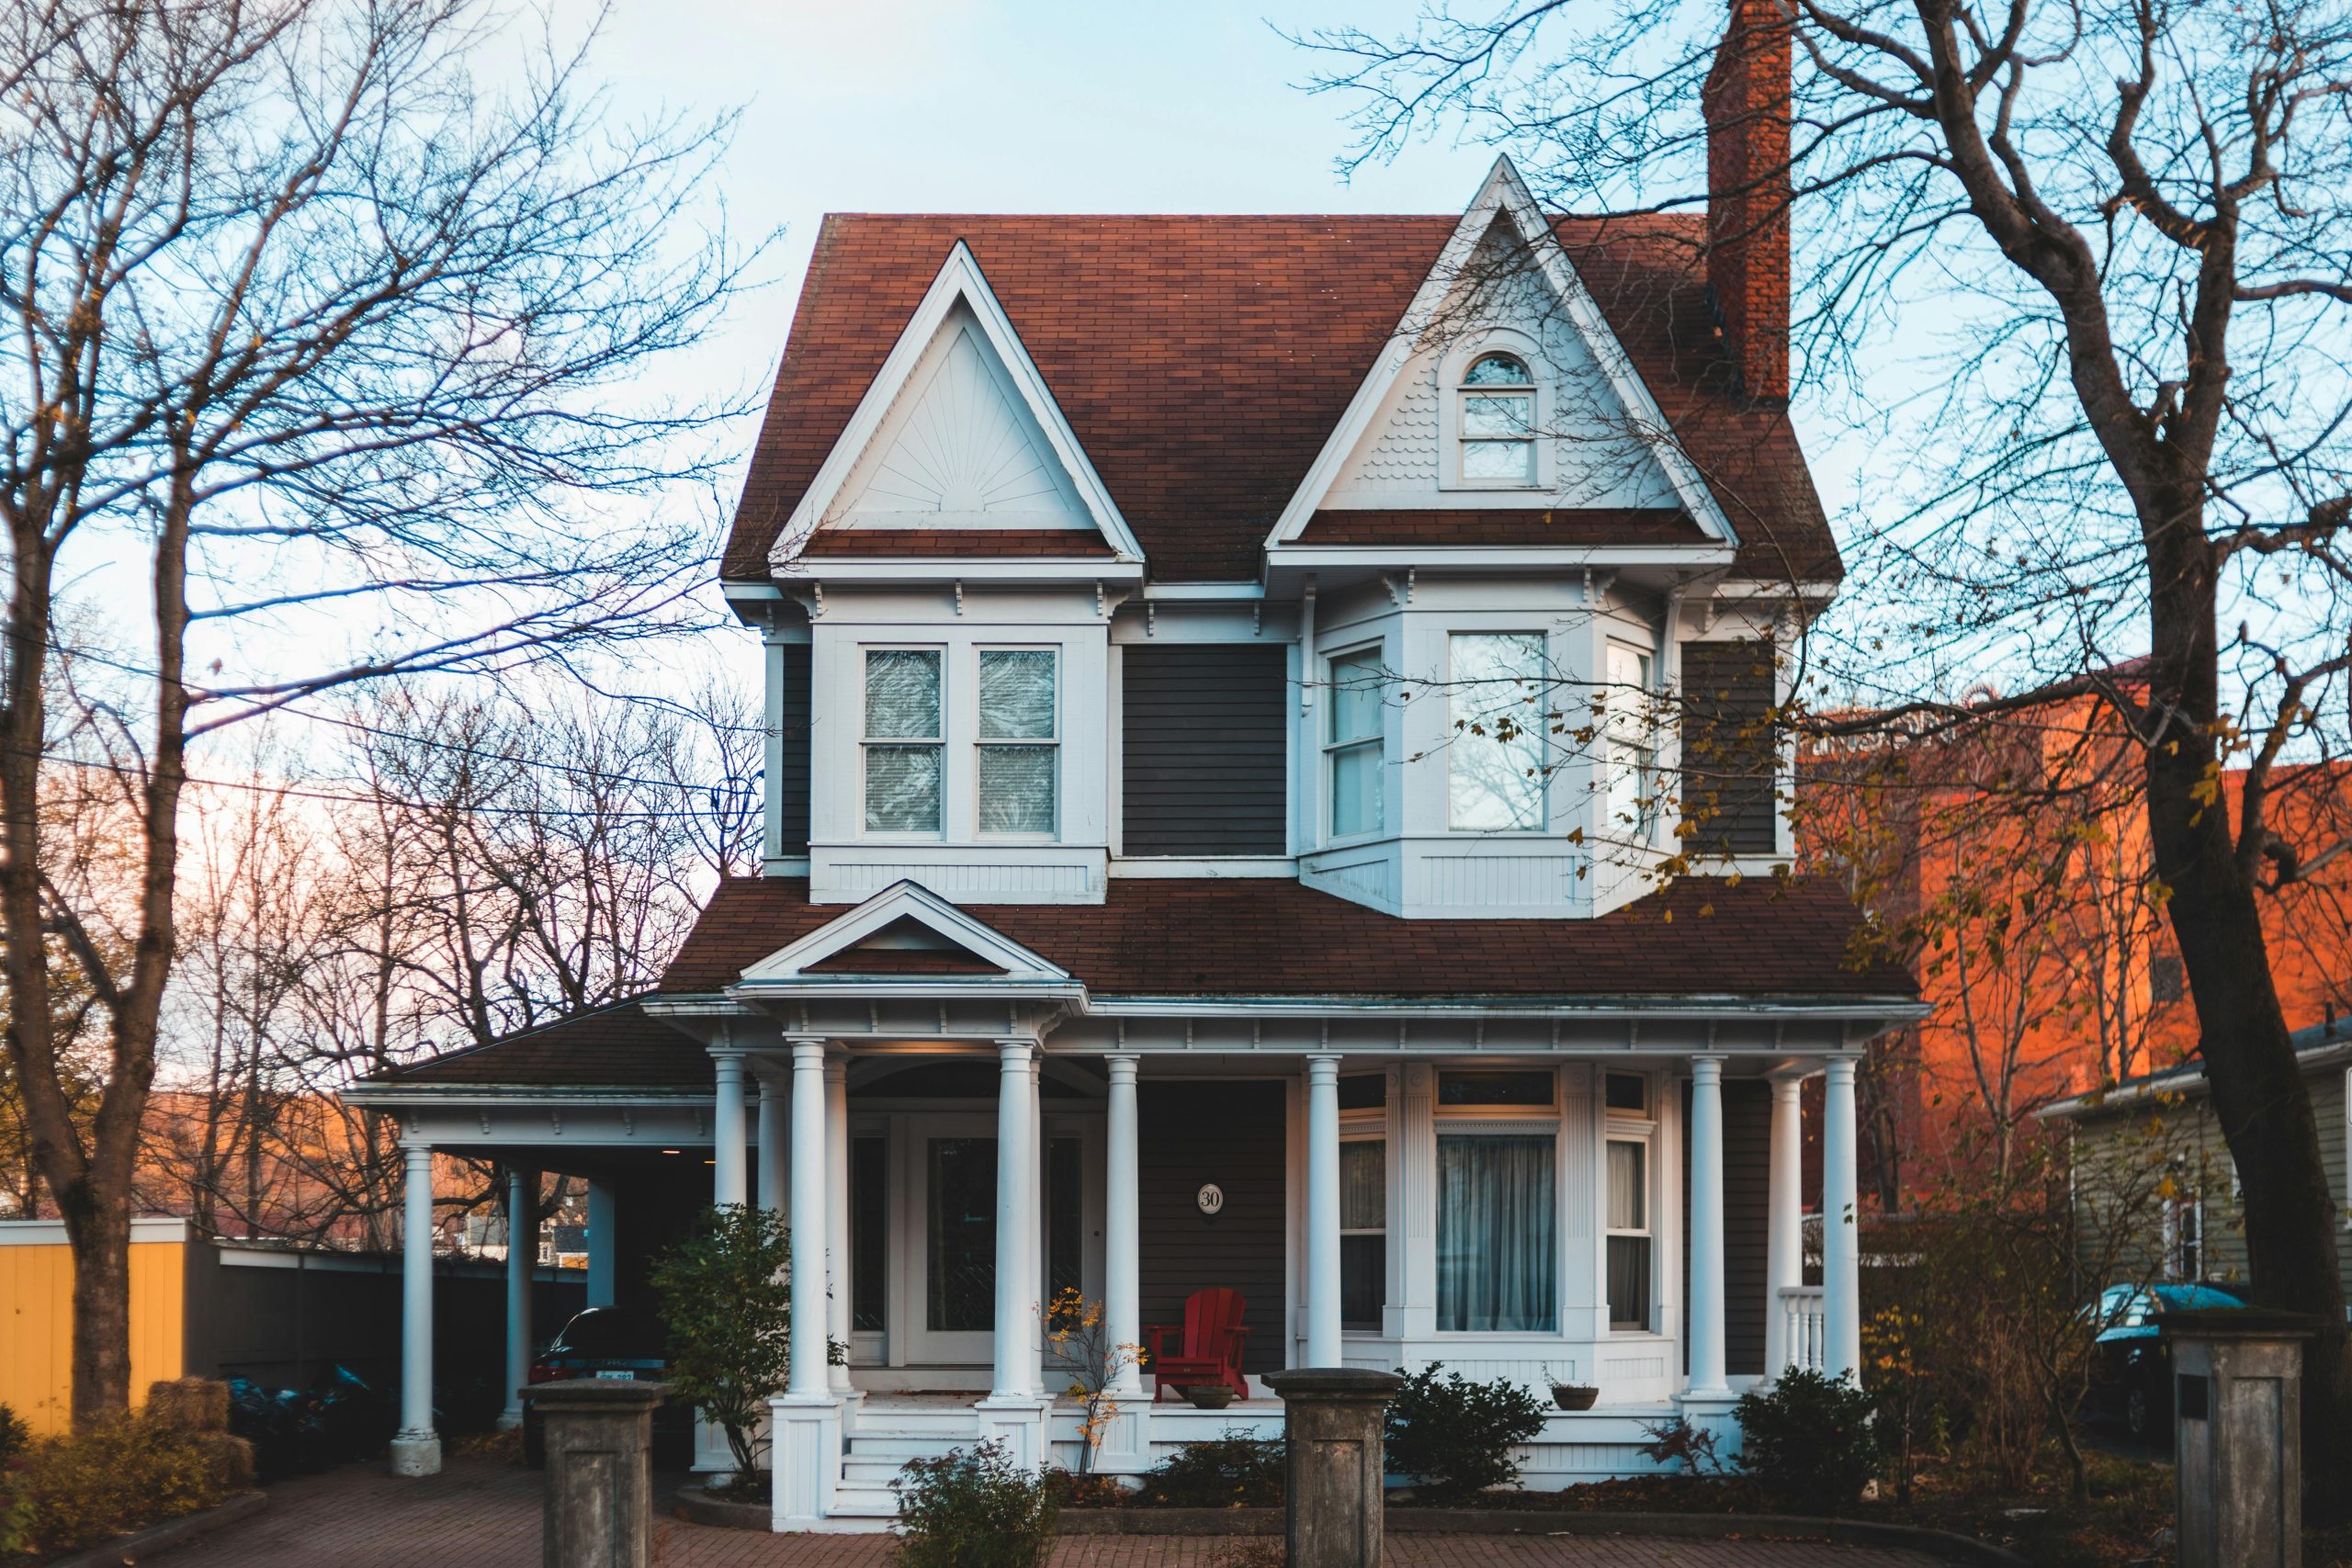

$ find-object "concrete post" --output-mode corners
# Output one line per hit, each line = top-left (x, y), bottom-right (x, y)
(1264, 1368), (1404, 1568)
(1104, 1055), (1143, 1396)
(390, 1138), (441, 1476)
(2165, 1310), (2317, 1568)
(528, 1378), (670, 1568)
(772, 1037), (842, 1529)
(712, 1051), (748, 1208)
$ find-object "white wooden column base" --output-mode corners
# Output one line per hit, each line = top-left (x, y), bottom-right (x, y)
(973, 1394), (1054, 1473)
(1670, 1390), (1743, 1462)
(769, 1394), (842, 1529)
(1090, 1401), (1154, 1473)
(388, 1434), (441, 1476)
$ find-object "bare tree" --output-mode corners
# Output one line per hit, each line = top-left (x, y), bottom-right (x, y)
(0, 0), (753, 1422)
(1299, 0), (2352, 1488)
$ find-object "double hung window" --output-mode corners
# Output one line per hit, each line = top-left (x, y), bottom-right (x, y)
(865, 649), (944, 832)
(978, 649), (1057, 835)
(1460, 353), (1537, 484)
(1604, 643), (1657, 840)
(1327, 648), (1385, 839)
(1449, 632), (1549, 831)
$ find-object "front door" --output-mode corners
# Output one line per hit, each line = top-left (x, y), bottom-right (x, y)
(903, 1118), (999, 1365)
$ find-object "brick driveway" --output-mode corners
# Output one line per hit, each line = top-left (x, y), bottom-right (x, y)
(157, 1457), (1950, 1568)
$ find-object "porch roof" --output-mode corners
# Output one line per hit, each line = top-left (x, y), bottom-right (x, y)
(367, 999), (709, 1089)
(664, 873), (1912, 999)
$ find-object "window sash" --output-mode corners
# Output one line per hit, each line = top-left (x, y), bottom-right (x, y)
(1327, 649), (1385, 840)
(1435, 1133), (1557, 1333)
(1449, 632), (1548, 831)
(864, 649), (944, 833)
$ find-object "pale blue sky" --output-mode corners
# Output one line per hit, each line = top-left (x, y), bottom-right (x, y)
(596, 0), (1496, 423)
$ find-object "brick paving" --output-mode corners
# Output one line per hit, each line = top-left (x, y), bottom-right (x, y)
(159, 1457), (1948, 1568)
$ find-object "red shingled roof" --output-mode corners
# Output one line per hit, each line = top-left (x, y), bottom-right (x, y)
(660, 875), (1910, 999)
(1295, 509), (1712, 548)
(378, 1001), (711, 1088)
(725, 214), (1839, 585)
(798, 528), (1114, 558)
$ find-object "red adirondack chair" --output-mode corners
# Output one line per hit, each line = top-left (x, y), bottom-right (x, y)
(1147, 1287), (1252, 1403)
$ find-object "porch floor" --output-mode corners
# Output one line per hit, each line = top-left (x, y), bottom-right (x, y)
(154, 1454), (1952, 1567)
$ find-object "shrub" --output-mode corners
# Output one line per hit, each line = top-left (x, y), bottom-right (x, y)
(1384, 1364), (1550, 1503)
(0, 1411), (235, 1555)
(1734, 1369), (1883, 1514)
(893, 1442), (1057, 1568)
(0, 1404), (27, 1466)
(1135, 1432), (1286, 1507)
(650, 1202), (792, 1481)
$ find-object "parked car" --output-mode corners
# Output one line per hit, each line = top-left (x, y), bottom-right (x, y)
(2084, 1280), (2245, 1440)
(523, 1305), (692, 1468)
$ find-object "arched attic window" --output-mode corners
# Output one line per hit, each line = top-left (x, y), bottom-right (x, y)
(1459, 352), (1537, 486)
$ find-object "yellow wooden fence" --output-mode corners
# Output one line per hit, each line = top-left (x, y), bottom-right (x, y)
(0, 1217), (192, 1435)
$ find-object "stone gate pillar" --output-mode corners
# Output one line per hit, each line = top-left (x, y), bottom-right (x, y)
(528, 1378), (670, 1568)
(1265, 1368), (1404, 1568)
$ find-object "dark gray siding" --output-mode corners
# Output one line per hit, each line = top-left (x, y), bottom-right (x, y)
(1139, 1079), (1287, 1373)
(1679, 640), (1779, 856)
(775, 644), (813, 857)
(1122, 645), (1288, 856)
(1681, 1077), (1772, 1376)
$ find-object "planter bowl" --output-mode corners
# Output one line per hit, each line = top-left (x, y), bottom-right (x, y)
(1550, 1384), (1600, 1412)
(1182, 1385), (1238, 1410)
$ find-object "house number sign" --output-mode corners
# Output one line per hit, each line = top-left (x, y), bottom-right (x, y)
(1195, 1183), (1225, 1216)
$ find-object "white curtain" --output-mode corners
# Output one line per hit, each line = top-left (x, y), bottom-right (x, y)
(1436, 1134), (1556, 1332)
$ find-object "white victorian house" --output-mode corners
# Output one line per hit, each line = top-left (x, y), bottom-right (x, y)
(345, 20), (1917, 1529)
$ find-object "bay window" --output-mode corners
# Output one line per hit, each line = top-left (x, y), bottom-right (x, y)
(865, 648), (943, 832)
(1327, 648), (1385, 839)
(1436, 1132), (1557, 1332)
(1449, 632), (1549, 831)
(978, 649), (1057, 834)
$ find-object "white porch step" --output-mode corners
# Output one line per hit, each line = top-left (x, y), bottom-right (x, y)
(848, 1406), (977, 1438)
(828, 1483), (900, 1518)
(842, 1455), (918, 1487)
(844, 1431), (971, 1459)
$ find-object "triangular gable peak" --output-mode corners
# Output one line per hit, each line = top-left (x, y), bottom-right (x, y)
(769, 243), (1145, 567)
(735, 880), (1073, 987)
(1267, 157), (1740, 548)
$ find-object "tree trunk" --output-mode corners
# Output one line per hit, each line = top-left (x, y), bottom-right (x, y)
(60, 1166), (134, 1420)
(2143, 485), (2352, 1506)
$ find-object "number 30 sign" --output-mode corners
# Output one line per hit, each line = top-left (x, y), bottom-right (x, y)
(1195, 1182), (1225, 1216)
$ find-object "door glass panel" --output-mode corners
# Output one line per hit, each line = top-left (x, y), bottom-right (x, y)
(1047, 1136), (1083, 1300)
(926, 1138), (997, 1333)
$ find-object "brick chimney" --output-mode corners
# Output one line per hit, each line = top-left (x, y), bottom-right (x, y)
(1702, 0), (1793, 402)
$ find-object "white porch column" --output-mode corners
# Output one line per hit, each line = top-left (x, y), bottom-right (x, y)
(1823, 1057), (1863, 1383)
(786, 1041), (831, 1395)
(824, 1052), (854, 1398)
(713, 1050), (749, 1208)
(1104, 1055), (1143, 1396)
(772, 1037), (842, 1528)
(990, 1038), (1039, 1399)
(390, 1138), (441, 1476)
(499, 1166), (536, 1430)
(1684, 1058), (1730, 1400)
(759, 1073), (789, 1220)
(1305, 1054), (1343, 1367)
(585, 1179), (617, 1309)
(1763, 1073), (1804, 1376)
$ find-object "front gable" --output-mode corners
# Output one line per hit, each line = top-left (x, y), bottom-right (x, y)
(1268, 158), (1740, 548)
(769, 243), (1144, 568)
(734, 880), (1075, 989)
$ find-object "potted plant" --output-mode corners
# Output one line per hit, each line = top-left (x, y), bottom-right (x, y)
(1548, 1370), (1600, 1411)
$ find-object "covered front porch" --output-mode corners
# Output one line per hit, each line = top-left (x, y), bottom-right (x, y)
(356, 1032), (1872, 1529)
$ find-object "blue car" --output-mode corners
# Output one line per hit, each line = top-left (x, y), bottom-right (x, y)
(2085, 1281), (2245, 1440)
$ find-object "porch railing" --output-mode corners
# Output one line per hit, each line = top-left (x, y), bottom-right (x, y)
(1778, 1285), (1826, 1375)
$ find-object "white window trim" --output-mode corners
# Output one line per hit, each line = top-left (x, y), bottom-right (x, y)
(973, 645), (1061, 840)
(1440, 332), (1548, 492)
(861, 644), (946, 840)
(1323, 642), (1386, 845)
(1605, 1077), (1659, 1334)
